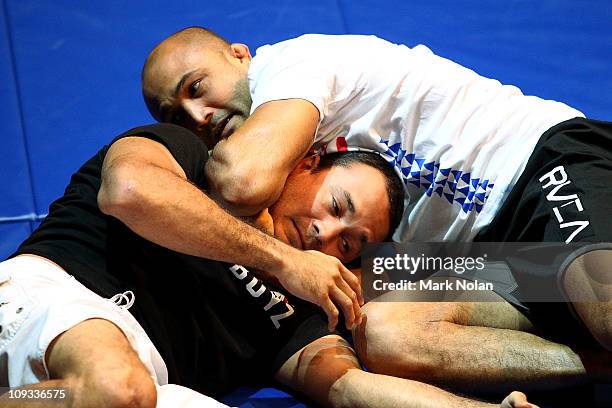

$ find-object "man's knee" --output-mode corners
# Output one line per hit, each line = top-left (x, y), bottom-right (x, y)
(353, 302), (460, 376)
(573, 301), (612, 351)
(77, 366), (156, 408)
(46, 319), (157, 408)
(563, 250), (612, 350)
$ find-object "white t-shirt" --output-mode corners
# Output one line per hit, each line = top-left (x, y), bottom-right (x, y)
(248, 34), (584, 242)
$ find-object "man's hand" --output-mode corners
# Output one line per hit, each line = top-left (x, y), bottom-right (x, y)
(275, 250), (364, 331)
(501, 391), (539, 408)
(242, 209), (363, 331)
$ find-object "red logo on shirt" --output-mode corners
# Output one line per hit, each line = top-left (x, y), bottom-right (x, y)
(336, 137), (348, 152)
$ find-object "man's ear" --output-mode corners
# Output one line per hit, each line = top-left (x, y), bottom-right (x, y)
(295, 153), (321, 172)
(230, 43), (252, 63)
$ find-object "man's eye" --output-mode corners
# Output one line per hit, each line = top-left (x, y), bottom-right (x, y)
(189, 80), (201, 97)
(341, 238), (350, 254)
(332, 197), (339, 215)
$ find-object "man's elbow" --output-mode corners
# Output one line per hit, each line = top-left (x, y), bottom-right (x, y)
(207, 162), (278, 214)
(97, 163), (143, 219)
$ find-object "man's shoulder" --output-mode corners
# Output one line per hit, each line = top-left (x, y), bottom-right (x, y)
(255, 33), (395, 57)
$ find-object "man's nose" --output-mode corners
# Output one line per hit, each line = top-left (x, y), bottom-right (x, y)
(183, 102), (214, 131)
(313, 219), (343, 247)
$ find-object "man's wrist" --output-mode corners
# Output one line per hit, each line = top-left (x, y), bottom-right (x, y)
(257, 234), (299, 279)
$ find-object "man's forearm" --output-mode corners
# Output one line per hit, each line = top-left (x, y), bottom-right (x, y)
(204, 98), (319, 216)
(331, 369), (497, 408)
(99, 157), (295, 273)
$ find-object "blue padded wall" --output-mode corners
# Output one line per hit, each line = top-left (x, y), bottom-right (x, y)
(0, 0), (35, 258)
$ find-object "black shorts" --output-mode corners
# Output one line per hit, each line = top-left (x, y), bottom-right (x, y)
(475, 117), (612, 344)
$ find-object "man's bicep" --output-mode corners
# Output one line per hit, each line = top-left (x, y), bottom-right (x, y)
(103, 137), (186, 179)
(275, 335), (360, 406)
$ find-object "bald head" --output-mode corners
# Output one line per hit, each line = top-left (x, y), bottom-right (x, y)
(143, 27), (228, 78)
(141, 27), (252, 147)
(142, 27), (230, 109)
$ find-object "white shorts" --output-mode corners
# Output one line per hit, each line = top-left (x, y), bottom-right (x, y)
(0, 255), (230, 407)
(0, 255), (168, 387)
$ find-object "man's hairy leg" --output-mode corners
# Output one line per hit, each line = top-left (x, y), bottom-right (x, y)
(353, 278), (587, 394)
(0, 318), (156, 408)
(563, 249), (612, 355)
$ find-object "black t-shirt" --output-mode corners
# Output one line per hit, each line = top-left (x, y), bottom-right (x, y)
(12, 123), (331, 396)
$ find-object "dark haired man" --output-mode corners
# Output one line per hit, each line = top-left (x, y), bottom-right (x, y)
(0, 123), (530, 408)
(141, 27), (611, 398)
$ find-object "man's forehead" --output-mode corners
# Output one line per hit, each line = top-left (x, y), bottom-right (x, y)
(145, 46), (204, 104)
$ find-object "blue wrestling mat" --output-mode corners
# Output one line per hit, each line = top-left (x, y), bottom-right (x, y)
(1, 0), (610, 406)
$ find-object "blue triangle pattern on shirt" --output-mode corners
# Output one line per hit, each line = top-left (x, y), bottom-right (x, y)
(388, 142), (402, 155)
(462, 202), (474, 213)
(395, 149), (406, 164)
(422, 172), (435, 183)
(386, 152), (492, 215)
(435, 178), (448, 186)
(457, 186), (470, 197)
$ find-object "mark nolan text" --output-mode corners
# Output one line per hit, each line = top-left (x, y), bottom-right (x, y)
(373, 279), (494, 291)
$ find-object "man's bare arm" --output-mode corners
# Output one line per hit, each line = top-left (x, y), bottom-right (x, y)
(97, 136), (362, 330)
(206, 98), (319, 216)
(275, 335), (536, 408)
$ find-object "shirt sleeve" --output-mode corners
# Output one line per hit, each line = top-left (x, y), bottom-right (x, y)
(110, 123), (210, 189)
(248, 39), (338, 124)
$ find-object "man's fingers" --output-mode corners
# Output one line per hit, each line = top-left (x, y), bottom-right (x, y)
(504, 391), (539, 408)
(331, 287), (356, 330)
(339, 264), (364, 305)
(322, 298), (339, 332)
(335, 276), (362, 327)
